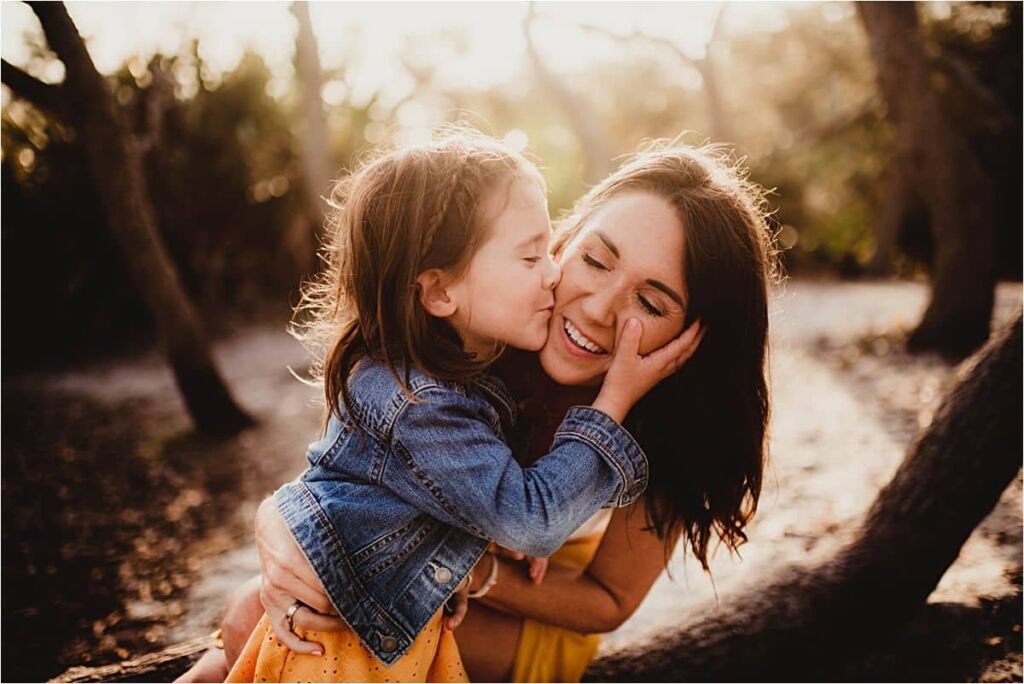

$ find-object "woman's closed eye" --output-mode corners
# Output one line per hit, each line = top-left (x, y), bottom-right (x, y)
(582, 252), (608, 271)
(637, 293), (664, 317)
(522, 256), (542, 266)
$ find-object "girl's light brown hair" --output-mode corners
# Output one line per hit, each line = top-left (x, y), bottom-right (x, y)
(553, 140), (778, 571)
(292, 128), (543, 428)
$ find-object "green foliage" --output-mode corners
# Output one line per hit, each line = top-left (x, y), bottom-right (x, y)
(3, 48), (307, 365)
(2, 3), (1019, 365)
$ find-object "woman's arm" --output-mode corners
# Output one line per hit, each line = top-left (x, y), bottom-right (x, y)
(471, 498), (674, 634)
(253, 496), (473, 648)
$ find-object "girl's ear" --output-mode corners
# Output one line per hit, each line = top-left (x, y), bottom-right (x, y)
(415, 269), (457, 318)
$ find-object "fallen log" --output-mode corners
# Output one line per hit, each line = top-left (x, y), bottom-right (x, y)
(50, 635), (213, 683)
(587, 313), (1022, 681)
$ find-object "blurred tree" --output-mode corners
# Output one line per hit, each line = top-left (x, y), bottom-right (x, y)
(590, 313), (1022, 680)
(523, 3), (612, 184)
(574, 6), (734, 144)
(291, 1), (331, 275)
(1, 2), (252, 435)
(857, 2), (998, 358)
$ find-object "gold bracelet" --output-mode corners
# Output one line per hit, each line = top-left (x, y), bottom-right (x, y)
(467, 553), (499, 599)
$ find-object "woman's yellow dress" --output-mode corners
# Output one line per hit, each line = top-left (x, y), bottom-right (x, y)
(226, 607), (468, 683)
(509, 509), (611, 683)
(227, 508), (610, 683)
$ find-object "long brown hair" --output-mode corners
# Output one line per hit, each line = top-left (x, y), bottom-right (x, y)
(292, 128), (543, 427)
(553, 141), (778, 570)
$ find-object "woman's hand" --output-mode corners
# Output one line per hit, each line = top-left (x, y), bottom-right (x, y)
(527, 556), (549, 584)
(594, 318), (704, 423)
(444, 575), (471, 631)
(255, 497), (345, 652)
(488, 545), (550, 584)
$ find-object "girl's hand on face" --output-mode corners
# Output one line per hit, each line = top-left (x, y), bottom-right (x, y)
(593, 318), (705, 423)
(255, 497), (345, 653)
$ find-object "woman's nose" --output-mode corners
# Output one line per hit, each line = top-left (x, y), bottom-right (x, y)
(542, 255), (561, 290)
(580, 284), (616, 328)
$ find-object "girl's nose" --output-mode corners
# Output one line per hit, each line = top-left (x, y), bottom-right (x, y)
(542, 255), (561, 291)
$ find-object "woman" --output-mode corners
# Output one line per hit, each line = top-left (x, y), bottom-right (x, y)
(198, 140), (774, 682)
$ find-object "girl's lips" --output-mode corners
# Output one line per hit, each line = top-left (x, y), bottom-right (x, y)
(559, 316), (606, 358)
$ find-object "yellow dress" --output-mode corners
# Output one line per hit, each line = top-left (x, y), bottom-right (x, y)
(510, 510), (610, 683)
(226, 608), (468, 683)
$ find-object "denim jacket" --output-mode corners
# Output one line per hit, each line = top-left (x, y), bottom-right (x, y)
(275, 357), (648, 665)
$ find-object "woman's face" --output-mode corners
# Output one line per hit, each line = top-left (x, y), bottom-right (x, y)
(539, 191), (687, 387)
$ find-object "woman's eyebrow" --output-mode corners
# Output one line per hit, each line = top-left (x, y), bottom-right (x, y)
(647, 279), (685, 307)
(593, 230), (620, 257)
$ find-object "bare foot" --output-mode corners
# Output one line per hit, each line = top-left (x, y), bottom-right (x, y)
(175, 648), (228, 683)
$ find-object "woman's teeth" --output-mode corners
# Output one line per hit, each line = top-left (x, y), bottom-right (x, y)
(564, 320), (606, 354)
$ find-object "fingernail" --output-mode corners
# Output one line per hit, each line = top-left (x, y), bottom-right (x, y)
(312, 649), (323, 656)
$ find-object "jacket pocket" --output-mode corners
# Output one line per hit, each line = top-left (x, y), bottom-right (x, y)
(355, 517), (437, 580)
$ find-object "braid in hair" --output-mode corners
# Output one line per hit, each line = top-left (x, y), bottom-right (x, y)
(420, 150), (468, 263)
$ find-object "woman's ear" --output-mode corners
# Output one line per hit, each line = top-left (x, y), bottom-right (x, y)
(415, 269), (457, 318)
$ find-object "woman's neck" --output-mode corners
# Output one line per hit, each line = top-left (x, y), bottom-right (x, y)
(493, 350), (601, 463)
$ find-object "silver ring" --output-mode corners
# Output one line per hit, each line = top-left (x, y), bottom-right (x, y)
(285, 600), (304, 633)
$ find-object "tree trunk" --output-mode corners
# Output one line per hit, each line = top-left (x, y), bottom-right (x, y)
(588, 313), (1022, 681)
(866, 157), (910, 275)
(696, 7), (733, 144)
(290, 0), (331, 275)
(523, 5), (612, 184)
(857, 2), (998, 358)
(23, 2), (252, 435)
(694, 58), (731, 145)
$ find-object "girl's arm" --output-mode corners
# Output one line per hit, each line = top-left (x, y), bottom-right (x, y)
(471, 498), (674, 634)
(385, 395), (647, 558)
(380, 318), (703, 558)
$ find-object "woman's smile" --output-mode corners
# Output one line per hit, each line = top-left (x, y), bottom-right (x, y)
(559, 316), (609, 356)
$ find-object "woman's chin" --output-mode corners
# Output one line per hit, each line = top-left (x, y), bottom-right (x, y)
(538, 345), (605, 387)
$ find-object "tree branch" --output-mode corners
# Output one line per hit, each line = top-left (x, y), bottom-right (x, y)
(28, 1), (110, 107)
(571, 18), (701, 69)
(0, 58), (68, 117)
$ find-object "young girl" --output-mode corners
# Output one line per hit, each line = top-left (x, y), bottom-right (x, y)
(223, 130), (702, 682)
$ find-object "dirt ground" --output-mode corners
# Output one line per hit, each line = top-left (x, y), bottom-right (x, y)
(3, 279), (1021, 682)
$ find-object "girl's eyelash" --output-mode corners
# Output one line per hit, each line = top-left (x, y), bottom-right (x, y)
(582, 253), (608, 270)
(638, 294), (664, 317)
(523, 256), (541, 264)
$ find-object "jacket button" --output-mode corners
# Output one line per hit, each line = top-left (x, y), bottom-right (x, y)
(434, 566), (453, 584)
(380, 635), (398, 652)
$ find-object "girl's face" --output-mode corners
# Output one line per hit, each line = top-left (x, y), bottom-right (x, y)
(447, 178), (561, 356)
(539, 191), (687, 387)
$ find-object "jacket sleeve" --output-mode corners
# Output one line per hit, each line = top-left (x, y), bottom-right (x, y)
(387, 387), (648, 557)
